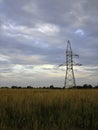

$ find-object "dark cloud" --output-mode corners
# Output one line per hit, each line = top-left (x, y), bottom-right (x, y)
(0, 0), (98, 86)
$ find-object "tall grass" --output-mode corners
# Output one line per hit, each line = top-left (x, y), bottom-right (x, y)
(0, 89), (98, 130)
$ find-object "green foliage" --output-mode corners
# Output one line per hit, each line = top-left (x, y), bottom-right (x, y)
(0, 89), (98, 130)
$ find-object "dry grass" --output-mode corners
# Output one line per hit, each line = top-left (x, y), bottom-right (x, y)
(0, 89), (98, 130)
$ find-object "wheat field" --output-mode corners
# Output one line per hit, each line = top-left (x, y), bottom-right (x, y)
(0, 88), (98, 130)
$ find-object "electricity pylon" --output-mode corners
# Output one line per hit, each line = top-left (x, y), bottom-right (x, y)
(59, 40), (82, 88)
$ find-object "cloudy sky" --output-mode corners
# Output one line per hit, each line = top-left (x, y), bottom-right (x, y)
(0, 0), (98, 87)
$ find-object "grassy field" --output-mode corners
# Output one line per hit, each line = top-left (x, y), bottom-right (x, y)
(0, 89), (98, 130)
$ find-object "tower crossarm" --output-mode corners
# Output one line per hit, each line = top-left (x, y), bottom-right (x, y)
(73, 54), (79, 58)
(58, 63), (82, 67)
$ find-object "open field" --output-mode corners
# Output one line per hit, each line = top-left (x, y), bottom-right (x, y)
(0, 89), (98, 130)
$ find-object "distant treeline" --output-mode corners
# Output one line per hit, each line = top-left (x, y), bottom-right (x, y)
(0, 84), (98, 89)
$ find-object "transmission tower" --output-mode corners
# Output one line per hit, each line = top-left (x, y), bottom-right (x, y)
(59, 40), (81, 88)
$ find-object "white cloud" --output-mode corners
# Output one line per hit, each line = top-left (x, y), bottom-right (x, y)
(12, 64), (25, 72)
(0, 54), (10, 62)
(1, 20), (60, 39)
(75, 29), (84, 36)
(36, 23), (60, 35)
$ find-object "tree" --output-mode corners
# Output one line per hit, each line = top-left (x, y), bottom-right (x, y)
(50, 85), (54, 89)
(83, 84), (92, 89)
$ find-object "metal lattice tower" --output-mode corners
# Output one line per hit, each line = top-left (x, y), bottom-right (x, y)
(64, 40), (76, 88)
(59, 40), (82, 88)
